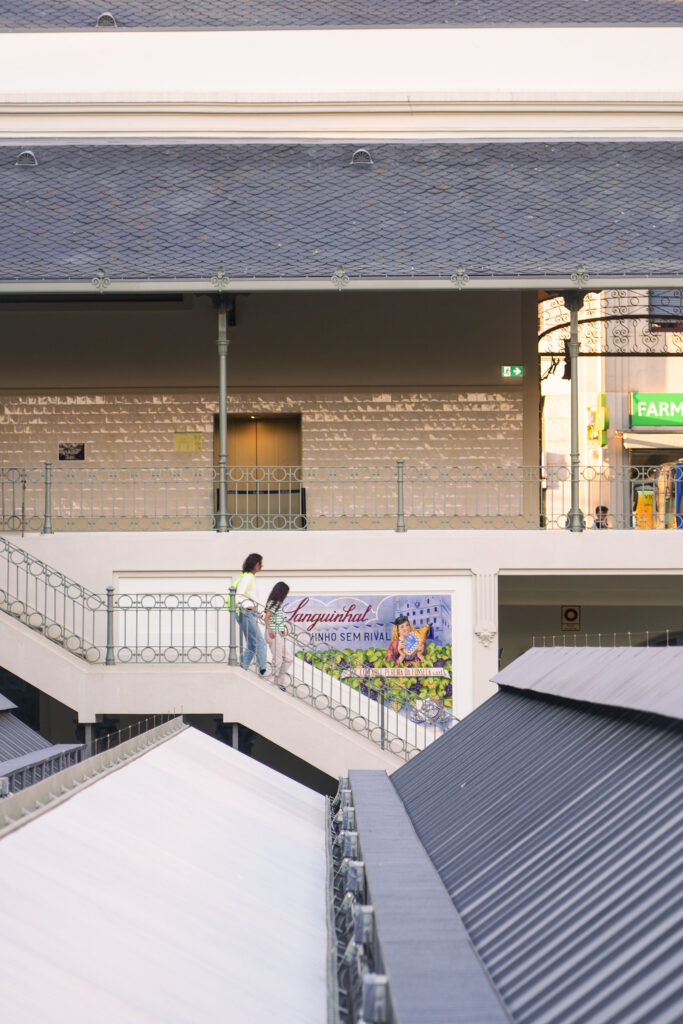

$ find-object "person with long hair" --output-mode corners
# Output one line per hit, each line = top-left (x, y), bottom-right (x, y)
(264, 581), (293, 690)
(234, 552), (267, 675)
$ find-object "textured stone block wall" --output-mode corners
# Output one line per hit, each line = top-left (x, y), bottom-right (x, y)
(0, 388), (523, 468)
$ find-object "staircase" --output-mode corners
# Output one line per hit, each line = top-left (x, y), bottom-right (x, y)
(0, 537), (452, 774)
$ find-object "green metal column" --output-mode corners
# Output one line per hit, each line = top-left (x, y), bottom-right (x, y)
(42, 460), (53, 535)
(562, 291), (586, 533)
(215, 302), (229, 533)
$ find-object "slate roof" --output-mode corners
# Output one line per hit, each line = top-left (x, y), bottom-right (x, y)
(2, 140), (683, 283)
(3, 0), (683, 29)
(391, 688), (683, 1024)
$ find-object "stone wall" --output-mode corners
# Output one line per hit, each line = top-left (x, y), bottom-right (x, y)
(0, 387), (523, 468)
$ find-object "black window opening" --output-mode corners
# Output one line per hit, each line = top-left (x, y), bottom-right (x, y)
(648, 289), (683, 332)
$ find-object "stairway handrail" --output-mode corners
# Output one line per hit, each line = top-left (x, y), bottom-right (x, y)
(0, 540), (454, 758)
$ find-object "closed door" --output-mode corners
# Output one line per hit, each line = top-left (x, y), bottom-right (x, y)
(221, 416), (301, 466)
(214, 416), (303, 525)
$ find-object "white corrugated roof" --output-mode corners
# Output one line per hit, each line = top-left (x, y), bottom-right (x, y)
(0, 727), (326, 1024)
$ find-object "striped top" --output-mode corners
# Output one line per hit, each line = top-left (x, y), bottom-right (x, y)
(265, 601), (286, 634)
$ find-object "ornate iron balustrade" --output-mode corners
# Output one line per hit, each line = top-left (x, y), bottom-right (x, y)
(540, 289), (683, 355)
(0, 538), (452, 759)
(1, 462), (679, 532)
(0, 536), (104, 657)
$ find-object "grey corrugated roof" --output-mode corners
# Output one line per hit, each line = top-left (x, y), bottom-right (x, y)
(391, 690), (683, 1024)
(0, 694), (17, 712)
(349, 769), (512, 1024)
(0, 709), (50, 761)
(2, 0), (683, 29)
(0, 744), (82, 778)
(2, 140), (683, 283)
(493, 646), (683, 721)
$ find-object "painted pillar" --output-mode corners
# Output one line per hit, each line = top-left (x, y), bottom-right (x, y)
(472, 568), (499, 707)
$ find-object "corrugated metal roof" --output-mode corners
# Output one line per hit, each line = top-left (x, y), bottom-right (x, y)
(0, 743), (82, 778)
(391, 690), (683, 1024)
(2, 141), (683, 281)
(0, 708), (50, 761)
(2, 0), (683, 29)
(349, 769), (511, 1024)
(0, 727), (326, 1023)
(0, 694), (17, 712)
(493, 646), (683, 721)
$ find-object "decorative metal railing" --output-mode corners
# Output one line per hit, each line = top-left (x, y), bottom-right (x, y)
(0, 534), (104, 656)
(2, 462), (681, 532)
(540, 288), (683, 355)
(0, 538), (452, 759)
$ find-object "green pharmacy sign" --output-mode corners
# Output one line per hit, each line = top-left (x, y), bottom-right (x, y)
(631, 393), (683, 427)
(501, 365), (524, 378)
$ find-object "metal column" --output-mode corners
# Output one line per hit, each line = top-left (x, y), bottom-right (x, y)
(215, 302), (230, 533)
(42, 459), (53, 535)
(105, 585), (115, 665)
(562, 291), (586, 532)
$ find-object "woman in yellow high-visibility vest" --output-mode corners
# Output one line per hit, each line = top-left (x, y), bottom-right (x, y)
(234, 553), (267, 674)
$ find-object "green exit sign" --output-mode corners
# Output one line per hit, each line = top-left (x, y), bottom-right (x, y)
(501, 365), (524, 379)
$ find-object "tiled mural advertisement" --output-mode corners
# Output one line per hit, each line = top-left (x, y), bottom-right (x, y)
(284, 593), (453, 709)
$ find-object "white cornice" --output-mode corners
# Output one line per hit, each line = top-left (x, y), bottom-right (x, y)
(4, 97), (683, 139)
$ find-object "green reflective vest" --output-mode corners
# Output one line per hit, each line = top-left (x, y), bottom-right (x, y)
(226, 571), (254, 610)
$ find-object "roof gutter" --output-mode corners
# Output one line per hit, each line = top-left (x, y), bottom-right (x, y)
(1, 274), (683, 295)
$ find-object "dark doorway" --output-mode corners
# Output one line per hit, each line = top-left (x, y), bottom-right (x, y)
(213, 415), (305, 528)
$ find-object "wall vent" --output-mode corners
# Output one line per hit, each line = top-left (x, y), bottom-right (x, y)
(15, 150), (37, 167)
(350, 148), (373, 166)
(96, 11), (117, 27)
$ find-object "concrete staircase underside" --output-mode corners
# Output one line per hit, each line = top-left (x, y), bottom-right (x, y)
(0, 610), (400, 777)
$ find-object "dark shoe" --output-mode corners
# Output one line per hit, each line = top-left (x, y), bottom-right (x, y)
(259, 668), (267, 676)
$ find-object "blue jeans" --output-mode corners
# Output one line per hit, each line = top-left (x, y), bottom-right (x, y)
(238, 609), (267, 672)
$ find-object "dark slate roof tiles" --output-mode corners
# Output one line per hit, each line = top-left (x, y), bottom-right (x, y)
(3, 0), (683, 29)
(2, 140), (683, 281)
